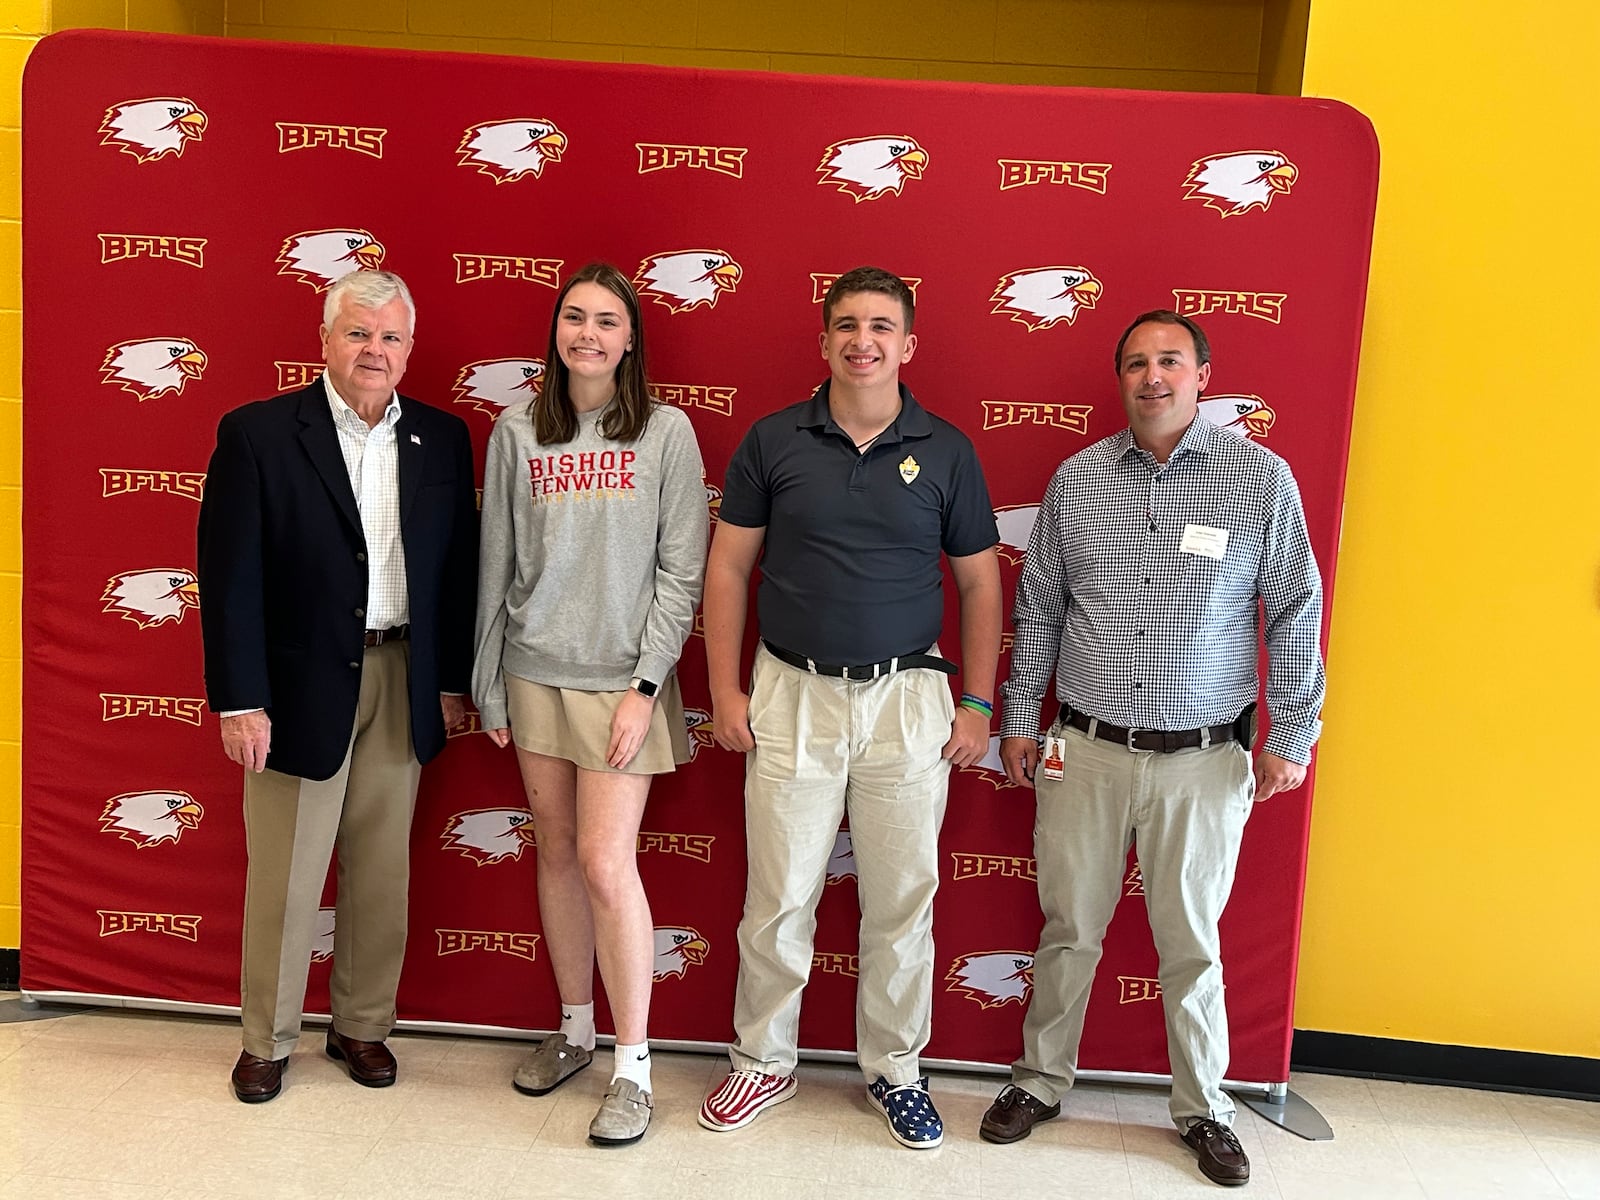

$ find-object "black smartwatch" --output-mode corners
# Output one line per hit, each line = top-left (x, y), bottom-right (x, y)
(630, 677), (659, 699)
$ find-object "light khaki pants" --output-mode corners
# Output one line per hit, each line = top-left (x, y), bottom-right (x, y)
(1013, 721), (1253, 1128)
(239, 641), (422, 1060)
(730, 645), (953, 1085)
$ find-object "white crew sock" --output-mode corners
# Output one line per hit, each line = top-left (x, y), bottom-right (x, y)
(612, 1041), (652, 1091)
(557, 1002), (596, 1053)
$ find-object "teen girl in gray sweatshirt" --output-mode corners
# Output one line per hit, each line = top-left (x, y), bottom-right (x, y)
(472, 262), (707, 1146)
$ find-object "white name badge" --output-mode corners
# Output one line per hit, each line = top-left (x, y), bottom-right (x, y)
(1179, 523), (1230, 559)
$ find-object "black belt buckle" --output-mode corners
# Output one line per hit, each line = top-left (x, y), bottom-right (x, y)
(1233, 703), (1258, 749)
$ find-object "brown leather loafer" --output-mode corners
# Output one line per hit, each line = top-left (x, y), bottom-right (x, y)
(325, 1030), (397, 1088)
(1182, 1118), (1250, 1187)
(231, 1050), (285, 1103)
(979, 1083), (1062, 1144)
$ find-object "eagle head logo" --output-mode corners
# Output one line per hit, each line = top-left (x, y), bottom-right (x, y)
(958, 735), (1015, 789)
(991, 267), (1103, 331)
(440, 807), (537, 865)
(1198, 394), (1276, 440)
(993, 504), (1041, 566)
(99, 790), (204, 847)
(102, 568), (199, 629)
(311, 907), (336, 962)
(652, 925), (709, 980)
(99, 97), (208, 163)
(704, 483), (723, 523)
(946, 950), (1035, 1009)
(1183, 150), (1299, 217)
(634, 250), (743, 314)
(276, 228), (386, 293)
(682, 706), (716, 761)
(100, 338), (207, 401)
(825, 829), (857, 885)
(452, 359), (545, 416)
(817, 135), (929, 201)
(457, 119), (568, 183)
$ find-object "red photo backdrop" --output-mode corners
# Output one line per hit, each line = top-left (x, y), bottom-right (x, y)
(21, 30), (1376, 1085)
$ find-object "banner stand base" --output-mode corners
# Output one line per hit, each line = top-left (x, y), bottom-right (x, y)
(1241, 1086), (1334, 1140)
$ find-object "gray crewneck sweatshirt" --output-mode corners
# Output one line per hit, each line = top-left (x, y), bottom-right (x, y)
(472, 397), (708, 730)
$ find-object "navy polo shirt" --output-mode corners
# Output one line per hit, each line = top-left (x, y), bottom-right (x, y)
(720, 382), (997, 664)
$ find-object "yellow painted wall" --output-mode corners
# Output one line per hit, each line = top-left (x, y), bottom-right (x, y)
(0, 0), (40, 949)
(223, 0), (1267, 92)
(1298, 1), (1600, 1057)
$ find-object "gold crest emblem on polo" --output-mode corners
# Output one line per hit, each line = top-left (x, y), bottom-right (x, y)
(898, 455), (921, 485)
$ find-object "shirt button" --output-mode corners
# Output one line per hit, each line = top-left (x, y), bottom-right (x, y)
(1136, 630), (1145, 636)
(356, 552), (367, 562)
(1143, 577), (1150, 585)
(348, 661), (360, 670)
(1148, 522), (1157, 533)
(1133, 681), (1143, 688)
(354, 608), (365, 619)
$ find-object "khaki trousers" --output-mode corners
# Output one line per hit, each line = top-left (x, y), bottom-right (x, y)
(730, 644), (953, 1085)
(1013, 721), (1253, 1128)
(239, 641), (422, 1060)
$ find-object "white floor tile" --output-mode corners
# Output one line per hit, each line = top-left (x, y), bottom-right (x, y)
(1371, 1078), (1522, 1134)
(1394, 1124), (1566, 1197)
(0, 1005), (1591, 1200)
(167, 1121), (375, 1198)
(17, 1109), (184, 1187)
(1532, 1135), (1600, 1200)
(335, 1135), (522, 1199)
(1502, 1090), (1600, 1143)
(2, 1178), (169, 1199)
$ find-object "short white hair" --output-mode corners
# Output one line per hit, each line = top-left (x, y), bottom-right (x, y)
(323, 270), (416, 333)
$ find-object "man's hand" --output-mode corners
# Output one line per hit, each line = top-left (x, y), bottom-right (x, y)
(1254, 750), (1307, 802)
(221, 711), (272, 773)
(1000, 735), (1039, 790)
(441, 694), (466, 732)
(712, 692), (755, 752)
(941, 706), (990, 768)
(484, 727), (512, 749)
(607, 690), (655, 770)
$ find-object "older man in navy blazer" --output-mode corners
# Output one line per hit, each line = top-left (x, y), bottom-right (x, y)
(198, 269), (477, 1103)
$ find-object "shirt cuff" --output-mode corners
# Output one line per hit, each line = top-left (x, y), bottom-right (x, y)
(218, 708), (263, 719)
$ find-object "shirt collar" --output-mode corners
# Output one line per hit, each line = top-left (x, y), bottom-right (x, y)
(1113, 413), (1217, 463)
(323, 373), (401, 430)
(797, 381), (933, 446)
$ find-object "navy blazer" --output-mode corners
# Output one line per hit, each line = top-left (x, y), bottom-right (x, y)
(197, 383), (478, 780)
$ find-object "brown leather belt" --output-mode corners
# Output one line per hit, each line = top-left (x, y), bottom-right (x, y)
(1059, 705), (1235, 753)
(363, 624), (409, 647)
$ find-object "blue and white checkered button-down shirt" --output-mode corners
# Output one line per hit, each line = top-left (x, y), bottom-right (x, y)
(999, 417), (1325, 764)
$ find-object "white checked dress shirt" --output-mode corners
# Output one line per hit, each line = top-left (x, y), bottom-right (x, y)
(1000, 417), (1325, 764)
(324, 374), (408, 628)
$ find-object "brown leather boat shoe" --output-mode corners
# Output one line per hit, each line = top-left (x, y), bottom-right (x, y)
(979, 1083), (1062, 1144)
(1182, 1118), (1250, 1187)
(325, 1030), (397, 1088)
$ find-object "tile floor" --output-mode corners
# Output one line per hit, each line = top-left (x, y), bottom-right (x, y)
(2, 996), (1596, 1199)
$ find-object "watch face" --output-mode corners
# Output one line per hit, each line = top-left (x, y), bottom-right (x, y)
(632, 678), (658, 698)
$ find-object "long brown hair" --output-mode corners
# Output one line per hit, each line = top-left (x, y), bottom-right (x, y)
(533, 262), (653, 445)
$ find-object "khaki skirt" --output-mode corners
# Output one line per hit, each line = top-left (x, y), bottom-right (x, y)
(504, 672), (691, 775)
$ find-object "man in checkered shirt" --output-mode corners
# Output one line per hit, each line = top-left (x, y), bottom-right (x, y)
(979, 310), (1325, 1189)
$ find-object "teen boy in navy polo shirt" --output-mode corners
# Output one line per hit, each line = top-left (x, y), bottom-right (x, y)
(698, 266), (1001, 1149)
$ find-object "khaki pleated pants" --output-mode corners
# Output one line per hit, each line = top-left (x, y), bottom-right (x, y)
(1012, 720), (1254, 1128)
(730, 644), (953, 1085)
(239, 641), (422, 1060)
